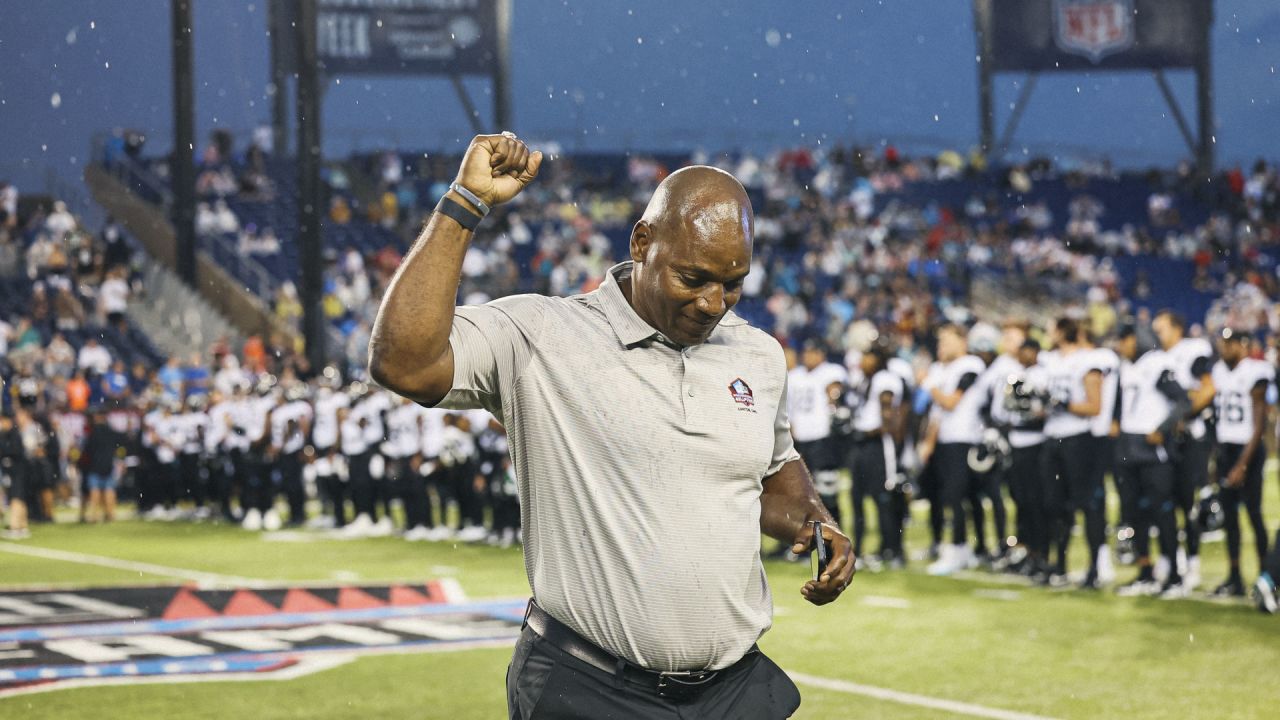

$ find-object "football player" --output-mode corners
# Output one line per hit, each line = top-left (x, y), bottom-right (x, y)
(1152, 310), (1215, 590)
(987, 337), (1050, 577)
(1041, 317), (1108, 588)
(1113, 325), (1189, 597)
(271, 384), (313, 527)
(842, 344), (905, 567)
(786, 339), (848, 526)
(920, 324), (987, 575)
(1209, 328), (1273, 596)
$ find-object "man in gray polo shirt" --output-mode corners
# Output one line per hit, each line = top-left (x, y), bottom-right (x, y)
(370, 133), (855, 719)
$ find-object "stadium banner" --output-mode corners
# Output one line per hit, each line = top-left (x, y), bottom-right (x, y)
(982, 0), (1211, 72)
(281, 0), (499, 76)
(0, 584), (527, 697)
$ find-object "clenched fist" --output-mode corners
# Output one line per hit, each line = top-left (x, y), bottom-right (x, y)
(453, 132), (543, 209)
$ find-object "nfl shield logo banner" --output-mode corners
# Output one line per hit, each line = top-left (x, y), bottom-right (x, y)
(1053, 0), (1135, 63)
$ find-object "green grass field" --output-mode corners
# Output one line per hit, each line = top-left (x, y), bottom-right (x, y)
(3, 484), (1279, 720)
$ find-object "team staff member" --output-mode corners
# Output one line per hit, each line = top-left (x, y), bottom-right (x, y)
(1209, 329), (1272, 597)
(1153, 310), (1214, 590)
(1113, 326), (1188, 597)
(370, 133), (852, 719)
(787, 339), (847, 525)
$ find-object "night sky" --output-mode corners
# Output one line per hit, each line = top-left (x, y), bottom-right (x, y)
(1, 1), (1276, 193)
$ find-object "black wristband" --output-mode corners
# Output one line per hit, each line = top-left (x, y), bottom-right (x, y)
(436, 196), (482, 232)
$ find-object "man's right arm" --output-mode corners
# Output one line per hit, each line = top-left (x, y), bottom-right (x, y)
(368, 134), (542, 406)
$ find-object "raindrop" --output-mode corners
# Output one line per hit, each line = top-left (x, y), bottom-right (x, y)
(66, 27), (77, 45)
(50, 92), (62, 108)
(764, 29), (781, 47)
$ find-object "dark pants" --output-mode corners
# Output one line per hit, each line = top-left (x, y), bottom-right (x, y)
(506, 629), (800, 720)
(349, 450), (375, 520)
(278, 450), (306, 524)
(444, 460), (482, 528)
(1217, 443), (1268, 571)
(934, 443), (975, 545)
(797, 438), (840, 527)
(1044, 433), (1105, 572)
(1173, 437), (1210, 558)
(395, 457), (435, 530)
(1114, 458), (1178, 568)
(178, 452), (205, 507)
(1009, 443), (1047, 558)
(850, 437), (900, 558)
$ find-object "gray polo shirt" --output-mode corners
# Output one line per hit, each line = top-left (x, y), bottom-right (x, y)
(440, 261), (799, 672)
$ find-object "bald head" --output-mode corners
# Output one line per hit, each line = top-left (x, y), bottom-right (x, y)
(625, 166), (754, 347)
(641, 165), (753, 251)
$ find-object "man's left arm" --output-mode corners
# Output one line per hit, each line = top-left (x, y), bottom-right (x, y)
(760, 460), (855, 606)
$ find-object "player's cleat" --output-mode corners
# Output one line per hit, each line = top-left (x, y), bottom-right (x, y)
(1079, 569), (1102, 591)
(340, 513), (374, 537)
(856, 555), (884, 573)
(1184, 555), (1201, 590)
(403, 525), (432, 542)
(145, 505), (169, 521)
(1212, 576), (1245, 598)
(1115, 576), (1161, 597)
(1252, 573), (1278, 614)
(1154, 556), (1171, 584)
(1158, 579), (1190, 600)
(307, 515), (336, 530)
(2, 528), (31, 540)
(926, 544), (971, 576)
(457, 524), (489, 543)
(369, 516), (395, 537)
(193, 507), (212, 521)
(424, 525), (453, 542)
(500, 528), (517, 549)
(262, 509), (283, 532)
(1175, 548), (1188, 579)
(1095, 547), (1116, 585)
(241, 508), (263, 531)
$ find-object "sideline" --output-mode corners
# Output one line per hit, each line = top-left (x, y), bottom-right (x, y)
(789, 671), (1060, 720)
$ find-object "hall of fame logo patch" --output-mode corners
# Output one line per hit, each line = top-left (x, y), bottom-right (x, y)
(728, 377), (756, 412)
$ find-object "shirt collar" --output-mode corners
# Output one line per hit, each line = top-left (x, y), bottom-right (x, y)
(599, 262), (665, 349)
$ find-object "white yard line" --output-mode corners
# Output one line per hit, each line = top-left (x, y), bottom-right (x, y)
(0, 542), (265, 589)
(789, 672), (1060, 720)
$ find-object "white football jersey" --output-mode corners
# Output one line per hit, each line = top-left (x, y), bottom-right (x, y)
(311, 389), (350, 450)
(928, 354), (987, 445)
(1118, 350), (1180, 436)
(1043, 348), (1103, 439)
(986, 356), (1048, 449)
(851, 369), (903, 433)
(206, 401), (232, 453)
(1089, 348), (1121, 437)
(177, 411), (210, 455)
(355, 391), (393, 445)
(1166, 337), (1214, 440)
(381, 402), (425, 458)
(1212, 358), (1273, 445)
(787, 362), (848, 443)
(271, 400), (313, 454)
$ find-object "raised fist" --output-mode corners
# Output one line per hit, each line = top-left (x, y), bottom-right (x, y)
(453, 132), (543, 209)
